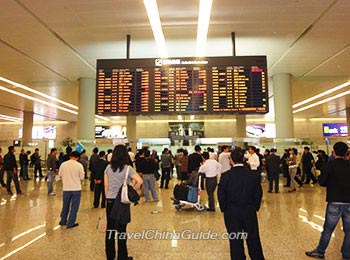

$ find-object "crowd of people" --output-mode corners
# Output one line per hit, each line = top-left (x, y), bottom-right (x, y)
(0, 142), (349, 260)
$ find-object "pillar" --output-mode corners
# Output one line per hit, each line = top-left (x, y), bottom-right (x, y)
(22, 111), (33, 146)
(127, 116), (137, 152)
(272, 73), (294, 139)
(77, 77), (96, 149)
(235, 114), (246, 148)
(346, 107), (350, 136)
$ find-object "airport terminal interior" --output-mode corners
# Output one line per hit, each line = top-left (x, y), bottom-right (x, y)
(1, 0), (350, 259)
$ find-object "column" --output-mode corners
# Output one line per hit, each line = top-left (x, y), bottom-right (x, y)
(346, 107), (350, 136)
(126, 116), (137, 152)
(272, 73), (294, 138)
(22, 111), (33, 146)
(235, 114), (246, 147)
(77, 77), (96, 149)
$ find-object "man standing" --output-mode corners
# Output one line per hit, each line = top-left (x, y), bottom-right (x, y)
(302, 146), (317, 184)
(218, 145), (231, 173)
(306, 142), (350, 260)
(47, 148), (58, 196)
(188, 145), (204, 189)
(0, 147), (7, 188)
(160, 148), (172, 189)
(31, 148), (43, 178)
(247, 146), (260, 177)
(89, 147), (99, 191)
(198, 152), (222, 211)
(59, 151), (84, 229)
(218, 148), (264, 260)
(4, 146), (22, 196)
(266, 148), (281, 193)
(93, 151), (108, 208)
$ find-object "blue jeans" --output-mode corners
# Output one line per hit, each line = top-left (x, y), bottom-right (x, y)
(143, 174), (158, 201)
(317, 202), (350, 259)
(60, 191), (81, 227)
(47, 171), (54, 194)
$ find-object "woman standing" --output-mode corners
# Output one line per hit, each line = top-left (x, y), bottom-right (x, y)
(104, 145), (143, 260)
(287, 148), (299, 192)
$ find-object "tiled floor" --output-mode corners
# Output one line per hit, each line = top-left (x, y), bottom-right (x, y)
(0, 175), (347, 260)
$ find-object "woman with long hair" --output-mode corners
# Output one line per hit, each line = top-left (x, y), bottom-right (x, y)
(104, 145), (143, 260)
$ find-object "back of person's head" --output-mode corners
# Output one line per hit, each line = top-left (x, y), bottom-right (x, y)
(26, 150), (31, 155)
(127, 147), (132, 152)
(304, 146), (310, 151)
(221, 145), (228, 152)
(92, 147), (99, 154)
(271, 148), (277, 153)
(231, 148), (245, 164)
(66, 146), (73, 154)
(183, 150), (188, 156)
(163, 148), (169, 154)
(99, 151), (106, 157)
(144, 150), (151, 157)
(111, 145), (129, 172)
(8, 146), (14, 152)
(333, 142), (348, 157)
(70, 151), (81, 159)
(51, 148), (57, 154)
(35, 148), (39, 152)
(292, 148), (298, 155)
(82, 149), (86, 154)
(202, 152), (209, 160)
(194, 145), (201, 152)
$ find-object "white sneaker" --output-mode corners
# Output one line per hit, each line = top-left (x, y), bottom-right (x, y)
(49, 192), (56, 196)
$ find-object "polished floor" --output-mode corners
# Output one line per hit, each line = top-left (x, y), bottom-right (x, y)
(0, 172), (347, 260)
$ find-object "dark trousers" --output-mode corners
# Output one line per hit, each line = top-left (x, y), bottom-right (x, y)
(20, 164), (29, 180)
(60, 191), (81, 227)
(34, 163), (43, 177)
(205, 177), (217, 211)
(94, 182), (106, 208)
(160, 167), (171, 188)
(303, 166), (317, 184)
(6, 170), (21, 194)
(106, 199), (128, 260)
(268, 171), (279, 192)
(294, 175), (303, 186)
(0, 168), (6, 187)
(224, 206), (265, 260)
(90, 171), (95, 191)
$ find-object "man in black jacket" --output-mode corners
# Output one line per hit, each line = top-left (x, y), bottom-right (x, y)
(4, 146), (22, 195)
(93, 151), (108, 208)
(306, 141), (350, 260)
(266, 148), (281, 193)
(218, 147), (264, 260)
(302, 146), (317, 184)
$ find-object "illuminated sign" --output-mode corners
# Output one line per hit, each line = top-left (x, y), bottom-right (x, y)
(322, 123), (348, 137)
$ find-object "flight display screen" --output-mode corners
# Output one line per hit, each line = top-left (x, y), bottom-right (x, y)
(96, 56), (268, 115)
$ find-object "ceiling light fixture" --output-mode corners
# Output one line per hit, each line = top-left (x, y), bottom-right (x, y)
(196, 0), (213, 57)
(0, 76), (78, 110)
(143, 0), (168, 58)
(0, 113), (23, 122)
(293, 81), (350, 109)
(0, 85), (78, 115)
(293, 90), (350, 114)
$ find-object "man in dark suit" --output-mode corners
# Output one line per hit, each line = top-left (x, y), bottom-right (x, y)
(188, 145), (204, 189)
(218, 147), (264, 260)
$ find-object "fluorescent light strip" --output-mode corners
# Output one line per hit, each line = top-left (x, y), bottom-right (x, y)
(293, 90), (350, 114)
(143, 0), (168, 58)
(95, 115), (111, 121)
(293, 81), (350, 108)
(0, 114), (23, 122)
(0, 86), (78, 115)
(0, 76), (78, 110)
(196, 0), (213, 57)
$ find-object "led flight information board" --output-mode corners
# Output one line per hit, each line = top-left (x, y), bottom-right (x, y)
(96, 56), (268, 115)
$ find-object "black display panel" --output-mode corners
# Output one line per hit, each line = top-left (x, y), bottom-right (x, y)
(96, 56), (268, 115)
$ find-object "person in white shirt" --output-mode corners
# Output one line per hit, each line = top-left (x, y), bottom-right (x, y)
(247, 146), (260, 179)
(198, 152), (222, 211)
(207, 147), (217, 160)
(59, 151), (85, 229)
(218, 145), (231, 173)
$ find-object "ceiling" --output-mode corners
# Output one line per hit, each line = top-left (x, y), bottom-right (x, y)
(0, 0), (349, 123)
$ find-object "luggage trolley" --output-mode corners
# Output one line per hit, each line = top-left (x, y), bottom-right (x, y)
(171, 174), (207, 212)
